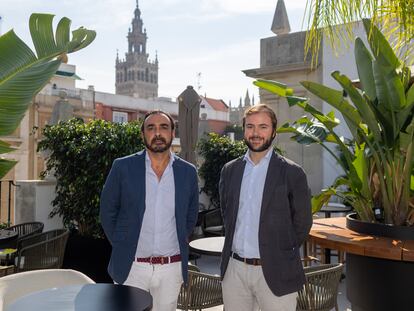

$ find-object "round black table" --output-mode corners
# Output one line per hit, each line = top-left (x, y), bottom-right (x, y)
(189, 236), (224, 256)
(6, 283), (152, 311)
(0, 229), (18, 249)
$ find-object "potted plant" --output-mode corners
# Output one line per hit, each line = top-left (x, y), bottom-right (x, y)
(0, 13), (95, 178)
(38, 119), (144, 282)
(254, 19), (413, 311)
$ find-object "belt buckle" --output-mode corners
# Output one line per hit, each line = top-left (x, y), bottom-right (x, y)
(149, 256), (156, 265)
(160, 257), (165, 265)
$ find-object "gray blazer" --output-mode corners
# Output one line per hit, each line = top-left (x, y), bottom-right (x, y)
(219, 151), (312, 296)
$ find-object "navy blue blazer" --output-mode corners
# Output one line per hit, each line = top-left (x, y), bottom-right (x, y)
(100, 150), (199, 284)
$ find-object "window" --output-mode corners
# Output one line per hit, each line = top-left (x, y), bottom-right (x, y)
(113, 111), (128, 123)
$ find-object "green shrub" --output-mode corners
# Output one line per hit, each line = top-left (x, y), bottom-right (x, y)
(38, 118), (144, 237)
(198, 133), (247, 209)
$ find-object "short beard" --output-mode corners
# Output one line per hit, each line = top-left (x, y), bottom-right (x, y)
(244, 137), (273, 152)
(144, 136), (172, 153)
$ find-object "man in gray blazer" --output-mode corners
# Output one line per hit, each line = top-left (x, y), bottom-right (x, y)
(100, 110), (199, 311)
(219, 104), (312, 311)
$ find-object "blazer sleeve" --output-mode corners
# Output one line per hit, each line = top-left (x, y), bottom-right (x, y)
(100, 159), (122, 244)
(186, 167), (199, 238)
(287, 165), (313, 247)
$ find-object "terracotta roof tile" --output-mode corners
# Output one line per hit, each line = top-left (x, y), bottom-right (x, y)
(203, 97), (228, 112)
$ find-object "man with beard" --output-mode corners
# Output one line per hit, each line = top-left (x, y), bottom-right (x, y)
(219, 104), (312, 311)
(100, 110), (199, 310)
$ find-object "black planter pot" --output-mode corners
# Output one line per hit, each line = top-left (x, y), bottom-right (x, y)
(62, 232), (112, 283)
(346, 212), (414, 240)
(345, 213), (414, 311)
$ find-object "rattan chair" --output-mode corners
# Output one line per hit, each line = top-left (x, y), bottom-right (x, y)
(297, 263), (344, 311)
(177, 269), (223, 311)
(15, 229), (69, 272)
(7, 222), (44, 249)
(0, 266), (14, 278)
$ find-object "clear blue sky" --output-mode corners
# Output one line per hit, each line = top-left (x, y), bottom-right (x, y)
(1, 0), (307, 106)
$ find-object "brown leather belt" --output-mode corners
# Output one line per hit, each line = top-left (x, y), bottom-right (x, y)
(136, 254), (181, 265)
(232, 252), (262, 266)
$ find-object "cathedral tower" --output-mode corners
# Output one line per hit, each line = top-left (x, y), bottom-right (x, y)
(115, 1), (158, 98)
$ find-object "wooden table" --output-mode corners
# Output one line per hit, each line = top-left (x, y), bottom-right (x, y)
(189, 236), (224, 256)
(6, 284), (152, 311)
(308, 217), (414, 262)
(310, 217), (414, 311)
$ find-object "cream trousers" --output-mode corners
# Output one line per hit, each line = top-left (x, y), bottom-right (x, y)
(124, 261), (182, 311)
(222, 257), (297, 311)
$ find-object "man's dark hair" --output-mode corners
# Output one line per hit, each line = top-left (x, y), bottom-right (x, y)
(141, 110), (175, 132)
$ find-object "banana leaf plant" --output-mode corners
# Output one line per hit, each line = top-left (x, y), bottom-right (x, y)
(0, 13), (96, 178)
(254, 18), (414, 226)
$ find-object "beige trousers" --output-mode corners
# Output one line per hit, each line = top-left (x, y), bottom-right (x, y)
(124, 261), (182, 311)
(222, 257), (297, 311)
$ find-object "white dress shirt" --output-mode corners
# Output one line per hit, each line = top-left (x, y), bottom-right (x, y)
(232, 148), (273, 258)
(135, 152), (180, 257)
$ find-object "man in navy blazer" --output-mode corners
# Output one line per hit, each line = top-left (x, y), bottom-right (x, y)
(100, 110), (199, 310)
(219, 104), (312, 311)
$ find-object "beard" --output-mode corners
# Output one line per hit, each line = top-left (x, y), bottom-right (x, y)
(144, 135), (173, 153)
(244, 135), (273, 152)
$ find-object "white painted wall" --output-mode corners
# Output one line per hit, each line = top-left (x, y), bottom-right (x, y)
(14, 180), (64, 231)
(321, 21), (366, 189)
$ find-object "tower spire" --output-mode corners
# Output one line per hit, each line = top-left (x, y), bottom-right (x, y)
(271, 0), (291, 35)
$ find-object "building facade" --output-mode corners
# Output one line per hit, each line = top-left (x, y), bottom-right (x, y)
(115, 1), (158, 99)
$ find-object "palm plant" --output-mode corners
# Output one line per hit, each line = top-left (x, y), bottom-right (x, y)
(255, 19), (414, 226)
(305, 0), (414, 65)
(0, 13), (96, 178)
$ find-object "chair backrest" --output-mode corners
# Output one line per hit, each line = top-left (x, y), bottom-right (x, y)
(8, 222), (44, 247)
(297, 263), (344, 311)
(0, 269), (94, 311)
(15, 229), (69, 272)
(177, 270), (223, 311)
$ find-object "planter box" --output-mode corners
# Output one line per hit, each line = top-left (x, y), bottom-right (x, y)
(62, 232), (112, 283)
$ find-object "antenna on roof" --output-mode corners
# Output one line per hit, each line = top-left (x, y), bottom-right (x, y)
(196, 72), (202, 92)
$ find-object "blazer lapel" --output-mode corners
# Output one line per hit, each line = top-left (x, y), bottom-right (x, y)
(229, 158), (246, 230)
(131, 150), (146, 218)
(172, 156), (183, 218)
(260, 151), (283, 217)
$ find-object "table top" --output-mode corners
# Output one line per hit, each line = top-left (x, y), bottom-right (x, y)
(320, 203), (352, 213)
(0, 230), (18, 240)
(6, 283), (152, 311)
(309, 217), (414, 262)
(189, 236), (224, 256)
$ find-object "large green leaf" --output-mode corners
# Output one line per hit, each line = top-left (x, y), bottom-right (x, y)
(331, 71), (382, 141)
(0, 13), (96, 179)
(253, 79), (293, 97)
(0, 159), (17, 178)
(354, 37), (376, 100)
(362, 18), (400, 70)
(301, 81), (362, 128)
